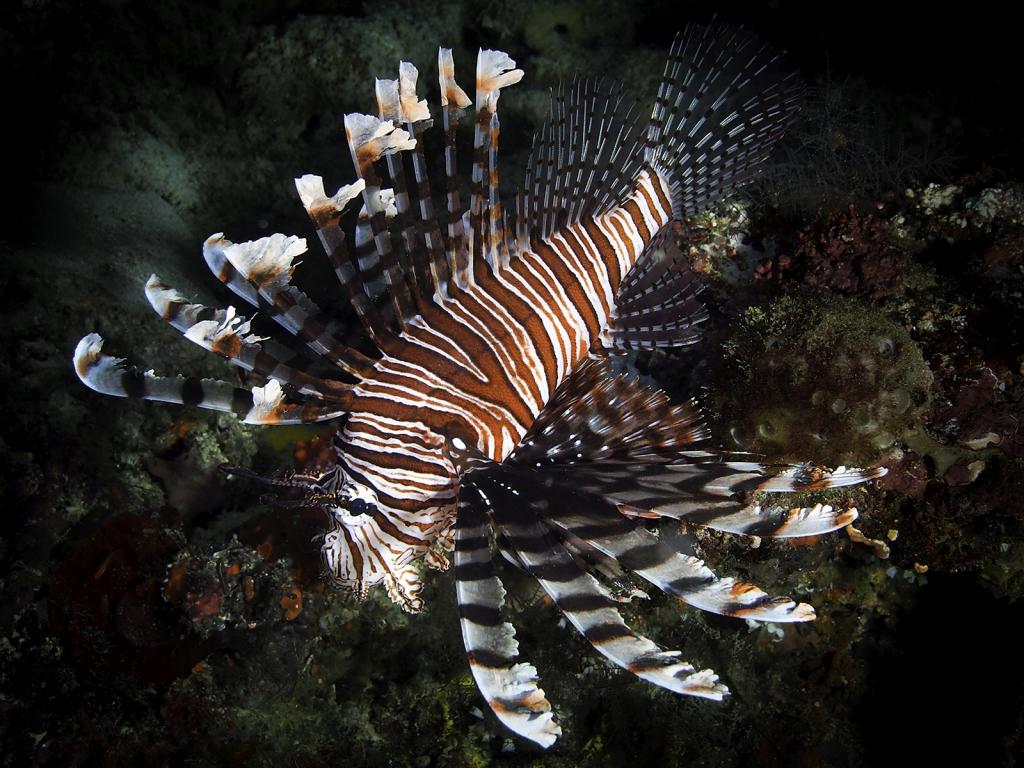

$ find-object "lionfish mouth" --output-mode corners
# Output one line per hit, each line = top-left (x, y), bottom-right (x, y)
(72, 21), (887, 749)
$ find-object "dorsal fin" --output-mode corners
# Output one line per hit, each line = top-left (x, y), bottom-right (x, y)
(375, 76), (434, 305)
(204, 233), (375, 379)
(518, 78), (645, 246)
(373, 61), (466, 307)
(344, 112), (419, 329)
(438, 47), (473, 291)
(645, 22), (804, 217)
(352, 186), (400, 331)
(471, 49), (523, 273)
(401, 60), (451, 299)
(295, 174), (398, 351)
(144, 275), (351, 402)
(603, 224), (708, 350)
(73, 334), (348, 425)
(199, 231), (335, 375)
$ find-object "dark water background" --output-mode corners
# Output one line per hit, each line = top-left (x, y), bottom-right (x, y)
(2, 1), (1022, 765)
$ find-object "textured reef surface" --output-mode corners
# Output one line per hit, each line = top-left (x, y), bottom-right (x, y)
(2, 1), (1023, 766)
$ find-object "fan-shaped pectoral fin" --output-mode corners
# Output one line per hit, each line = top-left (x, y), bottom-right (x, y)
(74, 334), (348, 425)
(471, 472), (728, 699)
(454, 493), (561, 748)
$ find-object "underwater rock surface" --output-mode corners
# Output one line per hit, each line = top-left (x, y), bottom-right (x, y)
(2, 1), (1023, 765)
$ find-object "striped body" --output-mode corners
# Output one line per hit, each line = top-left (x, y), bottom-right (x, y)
(73, 26), (886, 747)
(332, 169), (672, 605)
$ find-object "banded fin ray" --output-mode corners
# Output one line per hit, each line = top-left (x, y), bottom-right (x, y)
(143, 275), (350, 402)
(454, 494), (560, 748)
(461, 471), (727, 699)
(402, 61), (452, 298)
(646, 22), (804, 217)
(375, 77), (427, 300)
(472, 461), (815, 623)
(471, 49), (522, 273)
(206, 232), (375, 379)
(201, 230), (366, 378)
(552, 461), (879, 538)
(604, 224), (708, 350)
(201, 232), (262, 309)
(519, 78), (644, 245)
(379, 63), (453, 304)
(508, 357), (881, 538)
(345, 112), (419, 329)
(200, 232), (350, 376)
(509, 357), (708, 466)
(439, 47), (473, 291)
(73, 334), (346, 425)
(351, 186), (403, 332)
(295, 174), (398, 350)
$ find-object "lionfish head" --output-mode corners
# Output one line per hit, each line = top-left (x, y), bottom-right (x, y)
(321, 520), (374, 601)
(310, 468), (377, 592)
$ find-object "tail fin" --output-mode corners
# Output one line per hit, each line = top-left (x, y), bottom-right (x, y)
(646, 22), (803, 218)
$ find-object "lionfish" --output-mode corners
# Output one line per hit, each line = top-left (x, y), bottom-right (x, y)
(74, 22), (884, 747)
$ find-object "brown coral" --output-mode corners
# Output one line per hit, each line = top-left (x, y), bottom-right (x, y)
(930, 367), (1023, 460)
(757, 205), (908, 300)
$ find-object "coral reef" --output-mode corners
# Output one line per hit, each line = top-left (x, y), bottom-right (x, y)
(755, 205), (909, 300)
(3, 1), (1024, 766)
(717, 294), (933, 463)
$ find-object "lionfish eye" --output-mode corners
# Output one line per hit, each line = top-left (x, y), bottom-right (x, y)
(348, 498), (370, 515)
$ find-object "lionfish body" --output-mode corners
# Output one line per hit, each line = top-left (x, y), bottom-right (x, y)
(75, 24), (884, 747)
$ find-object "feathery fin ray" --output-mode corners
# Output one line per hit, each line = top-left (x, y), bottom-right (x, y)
(73, 334), (347, 424)
(605, 224), (709, 350)
(646, 22), (804, 217)
(454, 498), (560, 747)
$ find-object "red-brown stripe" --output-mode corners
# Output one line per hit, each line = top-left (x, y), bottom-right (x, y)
(532, 239), (602, 343)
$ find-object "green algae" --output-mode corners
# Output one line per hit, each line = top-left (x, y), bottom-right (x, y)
(719, 293), (933, 465)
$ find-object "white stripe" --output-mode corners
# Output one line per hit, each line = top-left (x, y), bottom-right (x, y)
(375, 356), (526, 435)
(438, 295), (539, 418)
(517, 250), (589, 359)
(609, 208), (644, 266)
(342, 450), (450, 494)
(350, 412), (448, 448)
(463, 282), (547, 410)
(563, 225), (615, 318)
(344, 433), (452, 475)
(548, 232), (607, 324)
(354, 379), (500, 458)
(595, 212), (633, 280)
(403, 315), (488, 381)
(631, 172), (662, 236)
(495, 266), (570, 386)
